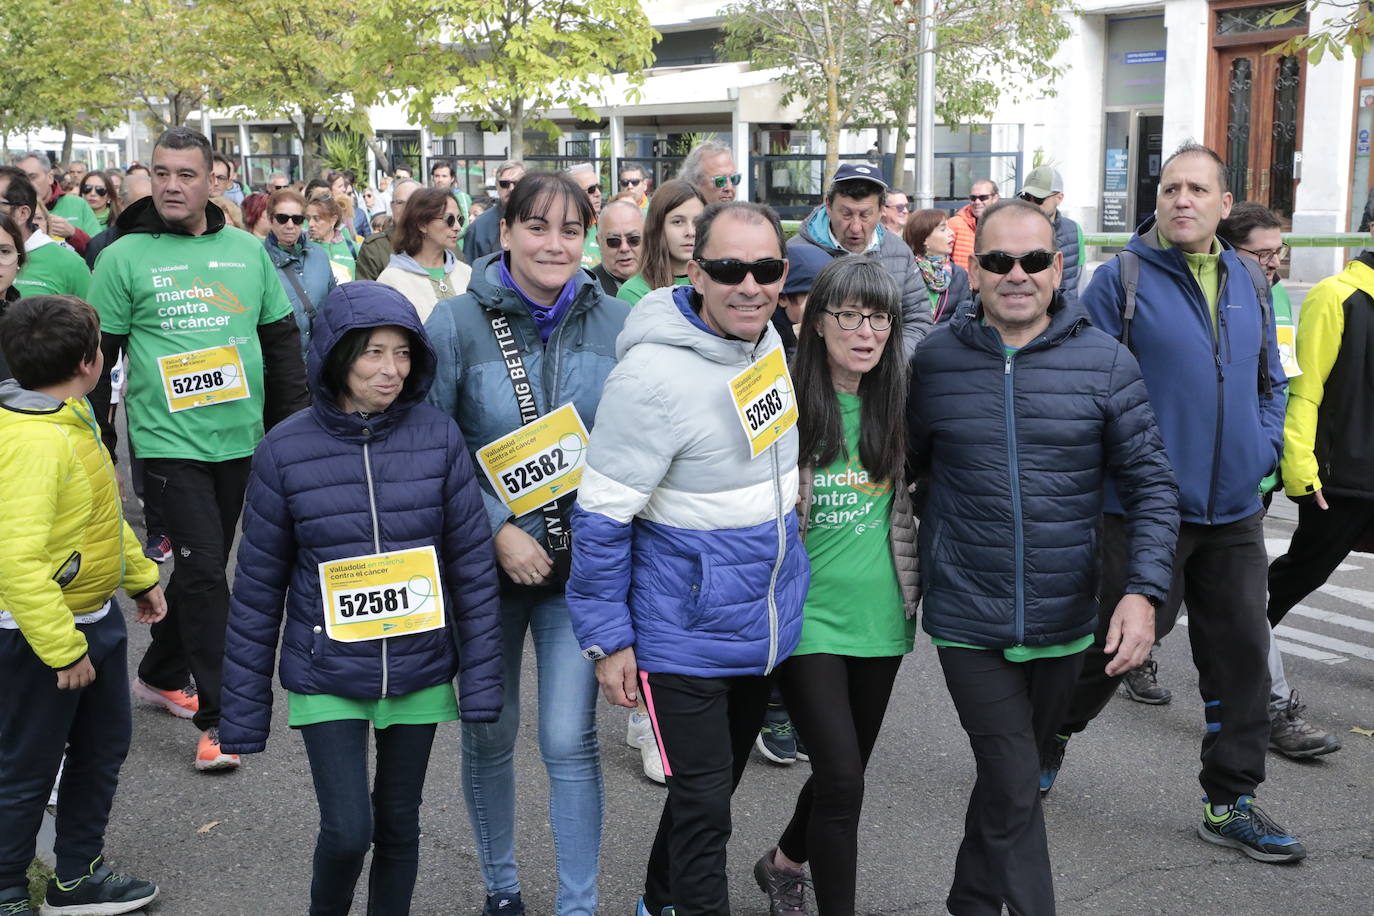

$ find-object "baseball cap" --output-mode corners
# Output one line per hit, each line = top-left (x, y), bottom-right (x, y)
(1020, 166), (1064, 199)
(830, 162), (888, 191)
(782, 243), (832, 295)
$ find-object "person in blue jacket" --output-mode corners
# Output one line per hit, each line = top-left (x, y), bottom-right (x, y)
(1040, 142), (1305, 865)
(219, 281), (503, 916)
(909, 199), (1178, 915)
(425, 170), (629, 916)
(263, 188), (336, 355)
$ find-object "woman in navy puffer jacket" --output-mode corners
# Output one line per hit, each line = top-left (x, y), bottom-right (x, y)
(220, 281), (502, 916)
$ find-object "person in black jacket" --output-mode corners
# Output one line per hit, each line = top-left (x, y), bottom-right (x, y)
(908, 199), (1178, 916)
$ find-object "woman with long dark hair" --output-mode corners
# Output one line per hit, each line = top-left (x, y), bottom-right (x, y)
(904, 208), (973, 323)
(80, 171), (120, 228)
(614, 179), (705, 305)
(753, 256), (918, 915)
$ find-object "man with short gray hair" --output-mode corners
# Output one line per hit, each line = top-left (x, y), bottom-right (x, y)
(681, 141), (739, 204)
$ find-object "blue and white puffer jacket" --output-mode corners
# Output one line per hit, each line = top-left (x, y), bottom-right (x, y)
(425, 252), (631, 546)
(568, 285), (811, 677)
(220, 282), (503, 754)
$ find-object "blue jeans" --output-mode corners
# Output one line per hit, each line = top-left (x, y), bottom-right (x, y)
(299, 720), (438, 916)
(460, 587), (603, 914)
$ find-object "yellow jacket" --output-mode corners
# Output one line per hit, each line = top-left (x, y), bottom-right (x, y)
(0, 381), (159, 668)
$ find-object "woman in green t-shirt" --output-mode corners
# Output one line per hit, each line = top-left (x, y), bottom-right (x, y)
(615, 178), (704, 305)
(307, 193), (359, 282)
(753, 256), (918, 914)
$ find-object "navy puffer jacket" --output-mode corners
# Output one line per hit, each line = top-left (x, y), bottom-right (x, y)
(908, 296), (1179, 648)
(220, 282), (503, 754)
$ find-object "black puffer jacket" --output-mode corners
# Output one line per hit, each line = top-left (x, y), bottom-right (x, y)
(908, 295), (1178, 648)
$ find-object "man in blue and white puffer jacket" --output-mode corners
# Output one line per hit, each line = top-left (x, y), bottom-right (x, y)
(568, 201), (810, 916)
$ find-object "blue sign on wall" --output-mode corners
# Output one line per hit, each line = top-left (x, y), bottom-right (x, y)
(1125, 50), (1167, 65)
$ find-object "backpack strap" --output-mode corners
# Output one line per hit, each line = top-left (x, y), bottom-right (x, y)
(1117, 249), (1140, 350)
(1234, 254), (1275, 398)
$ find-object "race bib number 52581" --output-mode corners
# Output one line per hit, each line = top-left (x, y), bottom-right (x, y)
(158, 344), (250, 413)
(318, 546), (446, 643)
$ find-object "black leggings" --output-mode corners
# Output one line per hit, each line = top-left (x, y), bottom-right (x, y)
(776, 653), (903, 916)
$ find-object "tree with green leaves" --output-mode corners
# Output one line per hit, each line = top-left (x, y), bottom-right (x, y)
(1264, 1), (1371, 62)
(370, 0), (657, 162)
(118, 0), (229, 133)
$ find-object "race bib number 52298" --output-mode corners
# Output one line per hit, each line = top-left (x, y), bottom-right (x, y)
(729, 347), (798, 458)
(158, 344), (250, 413)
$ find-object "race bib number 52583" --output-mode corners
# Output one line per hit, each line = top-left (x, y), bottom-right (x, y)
(729, 347), (798, 458)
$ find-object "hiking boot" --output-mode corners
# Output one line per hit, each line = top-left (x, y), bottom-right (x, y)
(194, 728), (240, 772)
(143, 534), (172, 564)
(1121, 656), (1172, 705)
(131, 677), (199, 719)
(0, 886), (33, 916)
(40, 857), (157, 915)
(1269, 692), (1342, 759)
(483, 892), (524, 916)
(754, 848), (809, 914)
(1039, 733), (1069, 795)
(755, 706), (797, 765)
(1198, 796), (1306, 863)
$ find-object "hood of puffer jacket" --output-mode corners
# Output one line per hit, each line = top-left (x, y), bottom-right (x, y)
(305, 281), (437, 442)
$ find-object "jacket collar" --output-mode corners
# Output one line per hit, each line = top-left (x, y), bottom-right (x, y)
(114, 195), (226, 238)
(954, 292), (1086, 355)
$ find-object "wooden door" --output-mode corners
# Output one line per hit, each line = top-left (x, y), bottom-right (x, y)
(1212, 45), (1304, 220)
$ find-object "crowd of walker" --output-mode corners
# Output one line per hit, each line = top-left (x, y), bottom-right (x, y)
(0, 122), (1370, 916)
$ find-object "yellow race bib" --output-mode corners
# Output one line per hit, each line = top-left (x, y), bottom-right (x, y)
(476, 403), (590, 518)
(157, 344), (251, 413)
(729, 347), (798, 458)
(317, 546), (446, 643)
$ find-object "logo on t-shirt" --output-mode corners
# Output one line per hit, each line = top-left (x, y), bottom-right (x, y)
(152, 272), (247, 332)
(809, 457), (892, 532)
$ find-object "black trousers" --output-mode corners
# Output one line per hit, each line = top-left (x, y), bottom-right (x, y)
(130, 456), (166, 538)
(1058, 511), (1270, 804)
(639, 671), (772, 916)
(0, 608), (131, 891)
(938, 646), (1082, 916)
(137, 456), (251, 731)
(1268, 494), (1374, 626)
(776, 653), (903, 916)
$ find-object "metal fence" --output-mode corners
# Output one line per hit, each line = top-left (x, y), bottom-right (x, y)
(243, 154), (300, 190)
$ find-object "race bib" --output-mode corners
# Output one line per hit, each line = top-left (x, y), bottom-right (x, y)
(477, 404), (589, 518)
(1274, 322), (1301, 378)
(158, 345), (250, 413)
(318, 546), (445, 643)
(728, 347), (798, 458)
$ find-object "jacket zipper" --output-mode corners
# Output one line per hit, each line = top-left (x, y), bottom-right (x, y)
(362, 438), (387, 697)
(1205, 267), (1227, 524)
(1004, 353), (1026, 645)
(765, 441), (784, 674)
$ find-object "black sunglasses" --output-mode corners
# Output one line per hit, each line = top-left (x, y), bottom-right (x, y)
(437, 213), (462, 228)
(695, 257), (786, 285)
(497, 179), (518, 190)
(619, 178), (642, 188)
(603, 233), (642, 249)
(269, 183), (289, 191)
(1019, 192), (1049, 205)
(272, 213), (305, 225)
(584, 183), (601, 196)
(969, 193), (995, 202)
(974, 249), (1056, 275)
(80, 185), (108, 197)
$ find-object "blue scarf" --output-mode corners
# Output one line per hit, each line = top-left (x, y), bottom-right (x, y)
(499, 254), (578, 342)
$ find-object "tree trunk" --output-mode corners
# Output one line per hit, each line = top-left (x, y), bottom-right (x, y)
(824, 113), (841, 186)
(508, 100), (526, 162)
(892, 97), (912, 194)
(60, 121), (74, 170)
(300, 113), (320, 181)
(365, 137), (391, 176)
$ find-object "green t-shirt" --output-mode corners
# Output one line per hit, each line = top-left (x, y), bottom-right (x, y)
(15, 239), (90, 298)
(93, 208), (111, 228)
(287, 682), (459, 729)
(50, 193), (99, 237)
(618, 272), (690, 305)
(424, 266), (447, 282)
(582, 223), (600, 269)
(797, 393), (915, 657)
(87, 226), (293, 462)
(319, 239), (357, 280)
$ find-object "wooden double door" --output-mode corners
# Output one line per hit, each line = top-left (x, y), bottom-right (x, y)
(1208, 43), (1304, 221)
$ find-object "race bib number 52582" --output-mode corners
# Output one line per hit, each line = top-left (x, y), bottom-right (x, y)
(477, 403), (589, 518)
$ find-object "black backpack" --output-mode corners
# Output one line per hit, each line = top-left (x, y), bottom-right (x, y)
(1116, 248), (1275, 399)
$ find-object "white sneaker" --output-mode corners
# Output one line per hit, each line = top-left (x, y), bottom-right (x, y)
(635, 731), (666, 785)
(626, 709), (653, 748)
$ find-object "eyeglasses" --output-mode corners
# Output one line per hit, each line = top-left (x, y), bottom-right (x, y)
(272, 213), (305, 225)
(884, 203), (909, 213)
(602, 233), (642, 250)
(825, 309), (893, 332)
(269, 183), (289, 191)
(974, 249), (1056, 275)
(584, 183), (601, 196)
(694, 257), (786, 285)
(435, 213), (462, 228)
(710, 173), (743, 189)
(0, 245), (18, 266)
(212, 174), (229, 184)
(1235, 244), (1288, 263)
(80, 185), (108, 197)
(497, 179), (519, 190)
(619, 178), (642, 188)
(1018, 192), (1048, 205)
(969, 193), (995, 203)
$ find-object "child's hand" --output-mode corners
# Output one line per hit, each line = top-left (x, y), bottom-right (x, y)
(134, 586), (167, 624)
(56, 655), (95, 690)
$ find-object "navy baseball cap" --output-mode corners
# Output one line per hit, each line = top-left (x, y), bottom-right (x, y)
(830, 162), (888, 191)
(783, 243), (833, 295)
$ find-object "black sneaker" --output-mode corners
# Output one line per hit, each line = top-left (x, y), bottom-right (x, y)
(753, 847), (809, 914)
(1269, 692), (1341, 759)
(1039, 733), (1069, 795)
(41, 858), (157, 915)
(1121, 656), (1172, 705)
(755, 706), (797, 765)
(0, 885), (33, 916)
(482, 892), (524, 916)
(1198, 796), (1306, 863)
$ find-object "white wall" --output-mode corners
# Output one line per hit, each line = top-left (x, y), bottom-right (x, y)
(1161, 0), (1210, 150)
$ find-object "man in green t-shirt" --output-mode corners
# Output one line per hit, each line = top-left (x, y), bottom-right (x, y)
(14, 151), (100, 238)
(87, 127), (309, 774)
(0, 168), (90, 299)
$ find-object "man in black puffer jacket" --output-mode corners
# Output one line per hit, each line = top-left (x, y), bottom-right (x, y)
(908, 199), (1178, 916)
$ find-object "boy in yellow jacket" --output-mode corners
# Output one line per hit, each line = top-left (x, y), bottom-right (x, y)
(0, 295), (166, 916)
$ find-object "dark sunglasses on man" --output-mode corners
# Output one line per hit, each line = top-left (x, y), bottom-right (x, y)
(269, 183), (289, 191)
(969, 192), (995, 203)
(711, 173), (743, 189)
(603, 233), (642, 250)
(497, 179), (519, 190)
(1018, 192), (1049, 206)
(619, 177), (643, 188)
(974, 249), (1056, 275)
(694, 257), (786, 285)
(272, 213), (305, 225)
(584, 183), (601, 196)
(80, 184), (109, 197)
